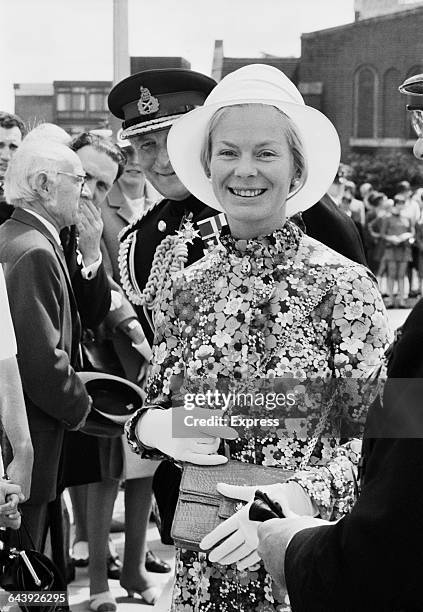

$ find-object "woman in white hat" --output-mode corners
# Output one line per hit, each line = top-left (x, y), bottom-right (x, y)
(126, 64), (390, 611)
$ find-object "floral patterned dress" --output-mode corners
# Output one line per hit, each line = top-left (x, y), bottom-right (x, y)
(127, 220), (390, 612)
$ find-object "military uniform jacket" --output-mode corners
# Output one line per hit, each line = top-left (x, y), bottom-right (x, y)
(119, 194), (218, 345)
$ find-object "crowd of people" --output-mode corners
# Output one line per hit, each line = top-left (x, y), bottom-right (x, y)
(330, 174), (423, 308)
(1, 62), (423, 612)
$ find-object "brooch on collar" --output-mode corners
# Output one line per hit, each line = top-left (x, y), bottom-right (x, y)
(137, 86), (160, 115)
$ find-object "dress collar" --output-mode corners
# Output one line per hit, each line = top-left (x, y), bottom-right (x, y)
(219, 219), (302, 265)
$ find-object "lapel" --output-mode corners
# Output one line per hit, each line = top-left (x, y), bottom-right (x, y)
(12, 208), (72, 284)
(107, 183), (135, 225)
(11, 208), (82, 348)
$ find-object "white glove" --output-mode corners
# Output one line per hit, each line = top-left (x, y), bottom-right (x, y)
(199, 481), (316, 570)
(200, 497), (260, 570)
(136, 406), (238, 465)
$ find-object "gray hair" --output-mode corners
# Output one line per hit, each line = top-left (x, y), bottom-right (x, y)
(23, 123), (71, 146)
(4, 138), (78, 206)
(200, 103), (306, 185)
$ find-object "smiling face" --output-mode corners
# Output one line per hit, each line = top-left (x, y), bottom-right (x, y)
(209, 105), (296, 238)
(130, 128), (190, 201)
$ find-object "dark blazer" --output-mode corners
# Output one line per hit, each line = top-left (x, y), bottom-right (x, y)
(285, 299), (423, 612)
(0, 200), (111, 330)
(61, 224), (111, 330)
(303, 193), (368, 266)
(0, 209), (90, 504)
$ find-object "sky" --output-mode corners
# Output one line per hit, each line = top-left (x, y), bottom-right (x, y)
(1, 0), (356, 112)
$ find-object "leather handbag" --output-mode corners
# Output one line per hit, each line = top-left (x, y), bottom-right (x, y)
(0, 524), (67, 612)
(171, 461), (291, 551)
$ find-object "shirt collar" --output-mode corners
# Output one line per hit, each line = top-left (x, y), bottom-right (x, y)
(22, 208), (62, 247)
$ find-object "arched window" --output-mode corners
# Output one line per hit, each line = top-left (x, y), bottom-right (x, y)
(354, 66), (378, 138)
(382, 68), (404, 138)
(405, 65), (423, 139)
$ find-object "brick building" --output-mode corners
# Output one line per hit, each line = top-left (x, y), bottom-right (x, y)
(131, 56), (190, 73)
(354, 0), (423, 20)
(14, 56), (190, 135)
(211, 40), (299, 82)
(212, 7), (423, 159)
(299, 6), (423, 155)
(13, 83), (55, 129)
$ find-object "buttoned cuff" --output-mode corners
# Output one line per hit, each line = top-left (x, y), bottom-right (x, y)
(77, 250), (102, 280)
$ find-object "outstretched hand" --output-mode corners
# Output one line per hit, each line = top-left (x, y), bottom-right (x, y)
(258, 515), (331, 591)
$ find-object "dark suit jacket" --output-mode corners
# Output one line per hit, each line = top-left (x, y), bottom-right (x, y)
(285, 299), (423, 612)
(61, 224), (111, 330)
(302, 193), (367, 266)
(0, 200), (111, 330)
(0, 209), (90, 504)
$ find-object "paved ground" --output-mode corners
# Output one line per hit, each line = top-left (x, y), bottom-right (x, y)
(68, 490), (175, 611)
(386, 305), (411, 331)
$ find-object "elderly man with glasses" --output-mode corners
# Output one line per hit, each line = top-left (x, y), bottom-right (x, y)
(255, 74), (423, 612)
(0, 137), (92, 553)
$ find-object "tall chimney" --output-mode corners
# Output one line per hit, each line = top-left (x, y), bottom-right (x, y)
(110, 0), (130, 138)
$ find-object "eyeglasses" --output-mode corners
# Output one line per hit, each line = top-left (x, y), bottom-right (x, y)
(56, 171), (86, 186)
(406, 105), (423, 137)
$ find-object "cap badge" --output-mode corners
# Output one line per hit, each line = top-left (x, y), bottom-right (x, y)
(137, 86), (160, 115)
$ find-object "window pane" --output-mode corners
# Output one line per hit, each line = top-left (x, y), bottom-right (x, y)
(89, 92), (107, 111)
(57, 92), (71, 111)
(71, 93), (85, 111)
(383, 69), (403, 138)
(356, 68), (375, 138)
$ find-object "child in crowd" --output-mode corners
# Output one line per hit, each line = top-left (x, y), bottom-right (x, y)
(380, 194), (414, 308)
(366, 191), (391, 279)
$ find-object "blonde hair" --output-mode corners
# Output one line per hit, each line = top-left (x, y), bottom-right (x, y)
(200, 104), (306, 183)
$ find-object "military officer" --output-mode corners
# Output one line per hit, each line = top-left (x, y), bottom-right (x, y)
(108, 69), (220, 346)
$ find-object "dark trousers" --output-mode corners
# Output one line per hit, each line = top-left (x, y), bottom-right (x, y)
(16, 502), (49, 550)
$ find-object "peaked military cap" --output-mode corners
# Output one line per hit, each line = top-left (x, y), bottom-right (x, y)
(399, 73), (423, 96)
(108, 68), (216, 139)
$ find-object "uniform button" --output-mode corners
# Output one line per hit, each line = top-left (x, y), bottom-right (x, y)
(158, 220), (167, 232)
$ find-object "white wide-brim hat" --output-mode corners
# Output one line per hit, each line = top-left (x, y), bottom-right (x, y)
(167, 64), (341, 217)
